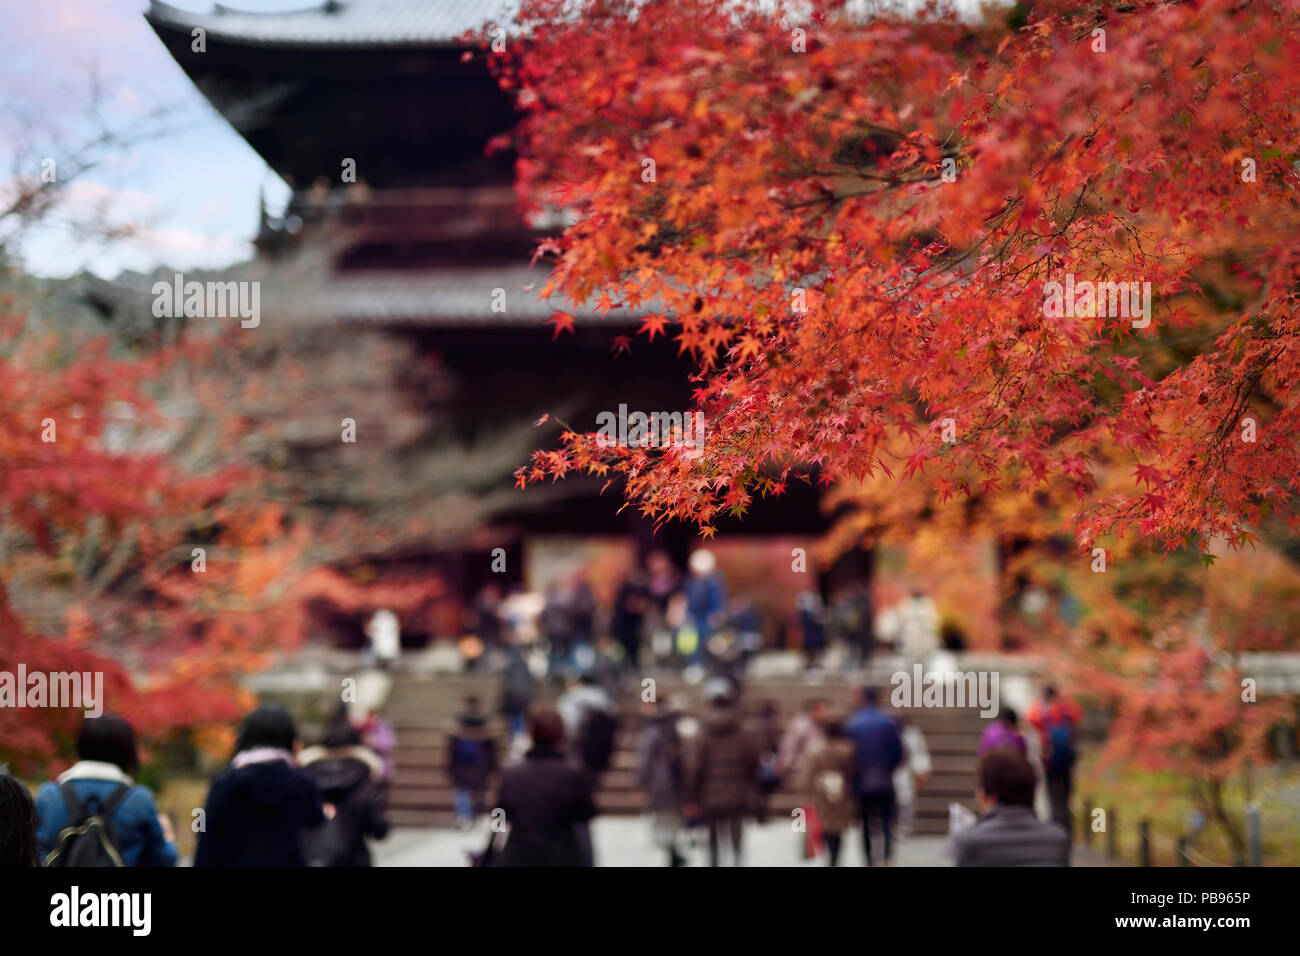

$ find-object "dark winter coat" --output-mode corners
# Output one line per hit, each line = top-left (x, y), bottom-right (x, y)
(496, 748), (598, 867)
(194, 758), (324, 867)
(637, 711), (684, 813)
(448, 713), (497, 791)
(951, 804), (1070, 867)
(844, 706), (904, 796)
(613, 575), (649, 646)
(299, 746), (389, 867)
(499, 647), (535, 715)
(689, 706), (759, 815)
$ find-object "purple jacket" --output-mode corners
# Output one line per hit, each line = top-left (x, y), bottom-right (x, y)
(361, 718), (397, 782)
(978, 722), (1027, 757)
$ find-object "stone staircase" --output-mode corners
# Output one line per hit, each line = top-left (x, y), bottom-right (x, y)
(384, 672), (983, 834)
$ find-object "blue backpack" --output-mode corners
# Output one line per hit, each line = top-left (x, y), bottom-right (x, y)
(45, 783), (131, 867)
(1046, 721), (1076, 775)
(452, 736), (486, 767)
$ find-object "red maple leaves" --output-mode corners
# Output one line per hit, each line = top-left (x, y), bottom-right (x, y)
(491, 0), (1300, 559)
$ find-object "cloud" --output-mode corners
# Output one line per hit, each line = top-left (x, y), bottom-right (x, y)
(8, 176), (253, 278)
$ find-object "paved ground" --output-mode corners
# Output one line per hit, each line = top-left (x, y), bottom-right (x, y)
(375, 818), (1122, 867)
(375, 817), (959, 867)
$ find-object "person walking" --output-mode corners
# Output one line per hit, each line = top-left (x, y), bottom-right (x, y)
(951, 749), (1069, 866)
(752, 700), (783, 824)
(687, 679), (758, 866)
(728, 596), (765, 672)
(568, 574), (599, 671)
(299, 706), (390, 866)
(612, 568), (650, 674)
(682, 550), (727, 674)
(194, 703), (324, 867)
(498, 635), (536, 744)
(777, 699), (828, 782)
(557, 673), (618, 776)
(1026, 686), (1082, 840)
(796, 590), (828, 673)
(36, 714), (177, 867)
(978, 707), (1028, 757)
(637, 691), (686, 866)
(845, 687), (904, 866)
(779, 698), (827, 859)
(540, 582), (576, 679)
(447, 696), (497, 828)
(643, 550), (682, 666)
(893, 712), (932, 838)
(471, 583), (505, 650)
(358, 708), (397, 798)
(365, 609), (401, 670)
(879, 588), (940, 661)
(832, 584), (875, 673)
(494, 706), (598, 867)
(0, 770), (39, 867)
(803, 715), (858, 866)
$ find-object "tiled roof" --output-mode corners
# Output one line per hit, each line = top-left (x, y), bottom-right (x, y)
(146, 0), (918, 50)
(145, 0), (519, 48)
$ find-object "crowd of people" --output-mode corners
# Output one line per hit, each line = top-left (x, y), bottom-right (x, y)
(0, 536), (1081, 870)
(450, 678), (1079, 868)
(0, 703), (394, 868)
(0, 679), (1078, 867)
(459, 549), (960, 686)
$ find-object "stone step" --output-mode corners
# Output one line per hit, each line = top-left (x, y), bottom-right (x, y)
(382, 673), (988, 835)
(386, 711), (988, 735)
(393, 768), (978, 794)
(387, 706), (985, 726)
(390, 746), (978, 781)
(387, 773), (977, 807)
(388, 677), (994, 715)
(388, 808), (459, 827)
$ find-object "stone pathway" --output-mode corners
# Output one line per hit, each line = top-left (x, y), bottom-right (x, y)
(375, 816), (1122, 867)
(378, 817), (960, 867)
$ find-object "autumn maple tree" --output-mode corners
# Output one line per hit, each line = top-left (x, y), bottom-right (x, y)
(821, 455), (1294, 853)
(0, 307), (257, 768)
(0, 298), (476, 770)
(484, 0), (1300, 850)
(492, 0), (1300, 559)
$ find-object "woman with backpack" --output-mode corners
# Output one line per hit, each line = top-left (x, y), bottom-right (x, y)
(194, 703), (324, 867)
(498, 635), (536, 745)
(448, 696), (497, 829)
(299, 705), (390, 866)
(803, 715), (858, 866)
(35, 714), (177, 867)
(1027, 686), (1082, 840)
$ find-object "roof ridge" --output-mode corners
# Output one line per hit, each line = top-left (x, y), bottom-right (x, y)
(147, 0), (521, 45)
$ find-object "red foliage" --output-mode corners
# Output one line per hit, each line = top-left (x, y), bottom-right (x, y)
(490, 0), (1300, 557)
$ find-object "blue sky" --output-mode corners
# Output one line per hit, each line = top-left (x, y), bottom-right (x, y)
(1, 0), (981, 279)
(0, 1), (312, 278)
